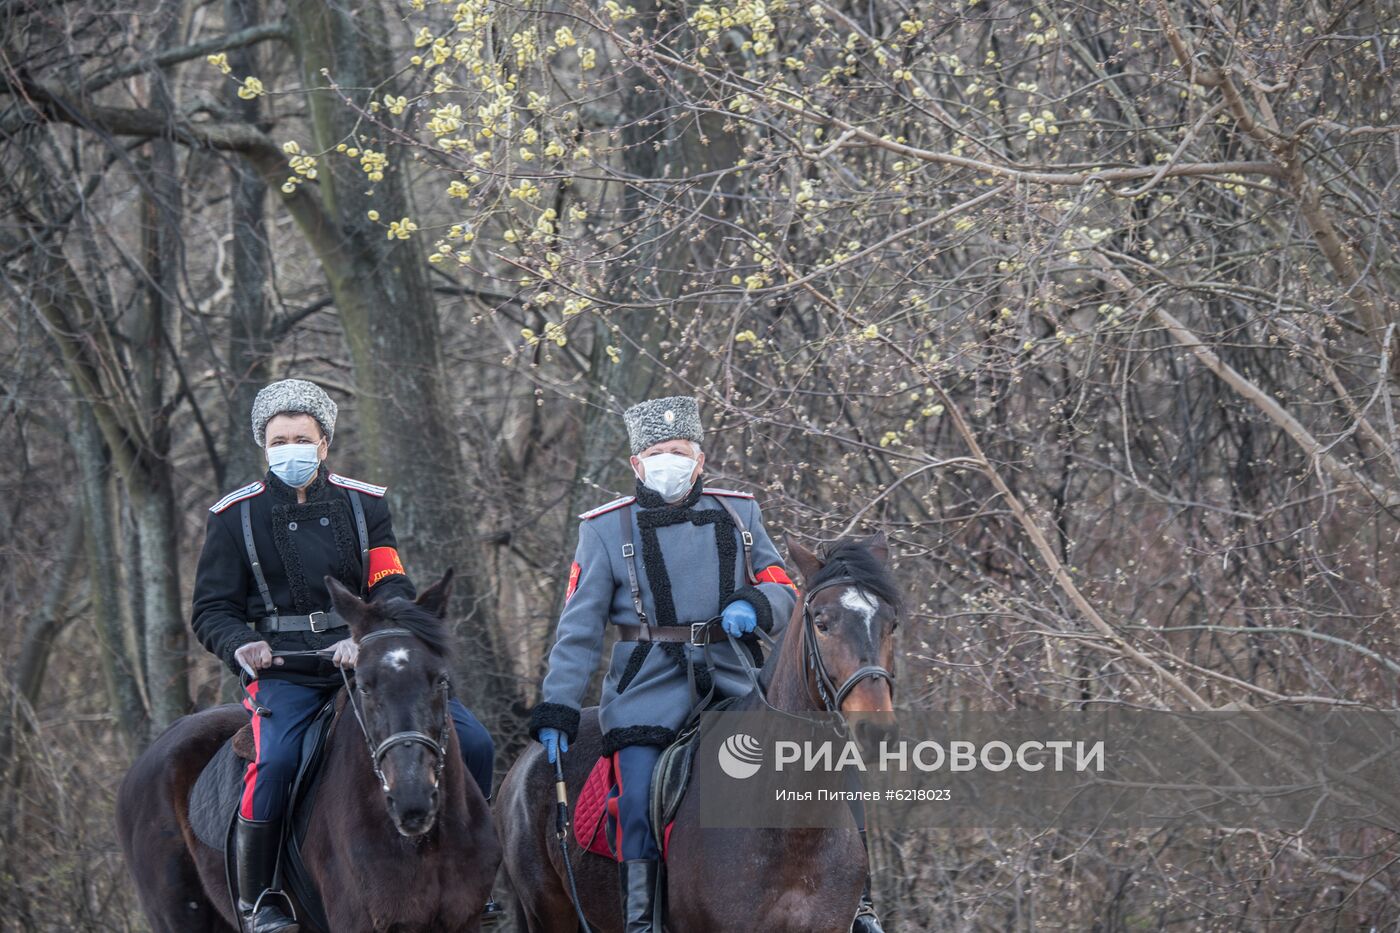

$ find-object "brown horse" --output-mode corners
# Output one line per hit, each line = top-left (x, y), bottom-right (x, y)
(496, 534), (900, 933)
(115, 572), (501, 933)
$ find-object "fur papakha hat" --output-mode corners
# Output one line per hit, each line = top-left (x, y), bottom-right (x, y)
(623, 396), (703, 455)
(251, 378), (337, 447)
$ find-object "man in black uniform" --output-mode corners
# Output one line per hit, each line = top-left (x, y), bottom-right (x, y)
(192, 378), (496, 933)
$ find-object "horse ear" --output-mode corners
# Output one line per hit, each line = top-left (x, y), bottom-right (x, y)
(415, 568), (455, 619)
(326, 575), (372, 639)
(785, 534), (824, 586)
(864, 531), (890, 563)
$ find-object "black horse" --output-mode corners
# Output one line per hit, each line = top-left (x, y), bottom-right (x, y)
(496, 534), (900, 932)
(116, 572), (501, 932)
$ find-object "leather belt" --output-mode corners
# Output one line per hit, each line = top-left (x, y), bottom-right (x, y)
(615, 619), (725, 646)
(253, 610), (347, 634)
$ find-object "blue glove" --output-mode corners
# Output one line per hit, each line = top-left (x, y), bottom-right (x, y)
(539, 727), (568, 764)
(721, 600), (758, 638)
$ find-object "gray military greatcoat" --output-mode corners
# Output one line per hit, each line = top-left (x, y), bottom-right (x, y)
(528, 477), (798, 754)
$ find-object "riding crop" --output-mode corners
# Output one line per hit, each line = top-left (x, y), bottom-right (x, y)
(553, 754), (594, 933)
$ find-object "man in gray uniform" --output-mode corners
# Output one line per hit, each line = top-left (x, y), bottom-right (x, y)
(528, 396), (800, 931)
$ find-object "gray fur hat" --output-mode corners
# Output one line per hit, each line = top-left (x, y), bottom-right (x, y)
(623, 396), (703, 455)
(251, 378), (337, 447)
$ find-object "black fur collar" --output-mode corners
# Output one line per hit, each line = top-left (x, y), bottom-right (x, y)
(633, 474), (704, 510)
(266, 464), (331, 503)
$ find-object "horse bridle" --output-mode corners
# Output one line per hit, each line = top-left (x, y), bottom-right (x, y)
(801, 577), (897, 712)
(340, 628), (452, 792)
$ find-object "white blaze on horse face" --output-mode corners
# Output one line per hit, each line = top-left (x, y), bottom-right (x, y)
(839, 587), (879, 641)
(384, 647), (411, 671)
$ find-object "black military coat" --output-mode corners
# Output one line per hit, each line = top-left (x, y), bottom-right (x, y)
(191, 465), (415, 675)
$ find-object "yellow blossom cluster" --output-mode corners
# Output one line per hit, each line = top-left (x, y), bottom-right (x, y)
(427, 104), (463, 136)
(386, 217), (418, 240)
(279, 140), (318, 194)
(690, 0), (775, 54)
(510, 179), (541, 202)
(1217, 174), (1249, 197)
(1017, 109), (1059, 140)
(359, 149), (387, 183)
(520, 322), (568, 348)
(428, 223), (477, 265)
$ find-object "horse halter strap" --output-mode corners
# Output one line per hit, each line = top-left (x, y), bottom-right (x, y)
(802, 577), (897, 712)
(341, 628), (451, 791)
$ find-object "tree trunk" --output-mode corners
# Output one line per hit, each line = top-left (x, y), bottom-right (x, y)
(75, 405), (150, 745)
(566, 0), (745, 517)
(0, 507), (85, 766)
(285, 0), (513, 718)
(132, 7), (194, 730)
(223, 0), (273, 487)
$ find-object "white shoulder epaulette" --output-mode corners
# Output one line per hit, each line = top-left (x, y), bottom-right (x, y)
(328, 473), (387, 497)
(703, 487), (755, 499)
(579, 495), (636, 520)
(210, 481), (265, 514)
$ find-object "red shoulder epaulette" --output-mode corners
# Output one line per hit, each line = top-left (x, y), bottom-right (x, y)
(329, 473), (387, 497)
(210, 481), (265, 514)
(703, 487), (755, 499)
(579, 496), (635, 520)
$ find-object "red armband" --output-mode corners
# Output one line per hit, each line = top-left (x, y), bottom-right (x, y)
(755, 565), (794, 587)
(368, 547), (406, 588)
(565, 562), (582, 602)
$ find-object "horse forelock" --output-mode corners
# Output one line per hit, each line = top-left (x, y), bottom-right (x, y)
(370, 597), (453, 659)
(809, 539), (902, 614)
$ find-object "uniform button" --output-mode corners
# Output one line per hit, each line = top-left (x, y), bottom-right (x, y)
(320, 517), (330, 527)
(288, 521), (298, 531)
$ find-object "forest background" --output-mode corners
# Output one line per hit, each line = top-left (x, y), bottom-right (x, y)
(2, 0), (1398, 927)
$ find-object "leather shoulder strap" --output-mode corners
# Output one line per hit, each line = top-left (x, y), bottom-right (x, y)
(616, 505), (650, 633)
(241, 499), (277, 619)
(347, 490), (370, 597)
(713, 497), (757, 586)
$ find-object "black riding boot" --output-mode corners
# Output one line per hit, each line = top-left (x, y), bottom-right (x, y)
(619, 859), (660, 933)
(850, 829), (885, 933)
(235, 816), (299, 933)
(851, 873), (884, 933)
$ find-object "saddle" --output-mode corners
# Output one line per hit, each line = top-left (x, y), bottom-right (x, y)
(574, 697), (740, 862)
(188, 694), (342, 933)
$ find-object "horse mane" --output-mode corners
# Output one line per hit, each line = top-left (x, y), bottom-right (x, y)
(808, 538), (902, 613)
(375, 597), (453, 658)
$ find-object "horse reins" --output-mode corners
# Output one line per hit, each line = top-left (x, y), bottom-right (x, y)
(686, 576), (896, 723)
(800, 576), (897, 712)
(340, 628), (452, 792)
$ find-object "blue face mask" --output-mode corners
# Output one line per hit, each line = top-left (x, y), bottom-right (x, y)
(267, 443), (321, 488)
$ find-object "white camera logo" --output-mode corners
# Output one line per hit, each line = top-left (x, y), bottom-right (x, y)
(717, 733), (764, 780)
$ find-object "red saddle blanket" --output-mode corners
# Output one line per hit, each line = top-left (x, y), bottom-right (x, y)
(573, 754), (675, 861)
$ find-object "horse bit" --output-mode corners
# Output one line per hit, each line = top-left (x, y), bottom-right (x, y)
(340, 628), (452, 793)
(801, 576), (897, 711)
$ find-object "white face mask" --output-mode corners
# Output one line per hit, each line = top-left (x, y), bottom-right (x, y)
(638, 452), (698, 501)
